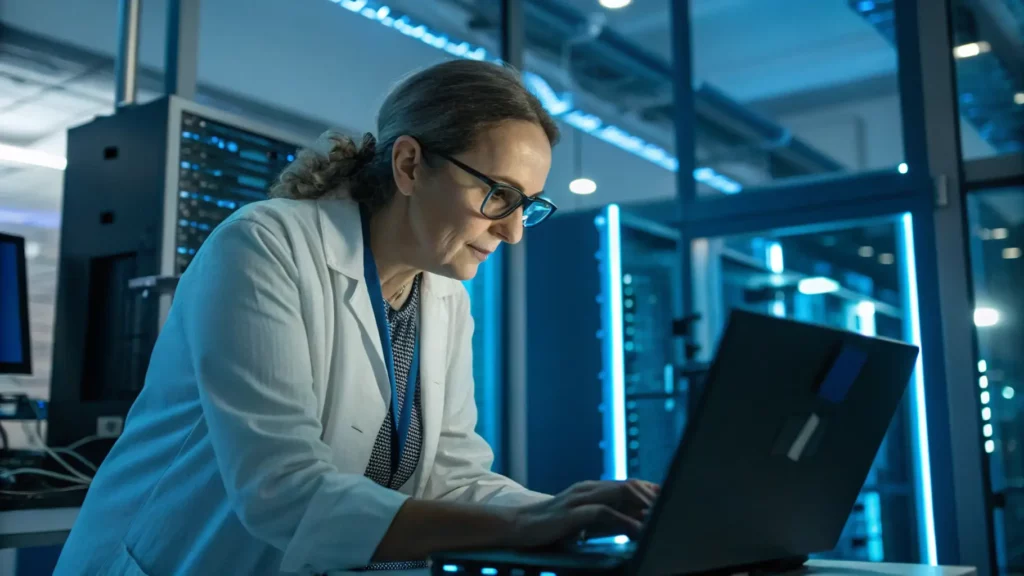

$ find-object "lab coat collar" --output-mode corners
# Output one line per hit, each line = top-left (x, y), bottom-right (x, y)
(316, 197), (457, 417)
(315, 197), (460, 299)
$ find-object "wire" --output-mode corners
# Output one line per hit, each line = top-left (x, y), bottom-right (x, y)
(53, 448), (97, 473)
(65, 435), (102, 452)
(0, 485), (88, 497)
(25, 401), (95, 483)
(1, 467), (90, 485)
(21, 422), (92, 483)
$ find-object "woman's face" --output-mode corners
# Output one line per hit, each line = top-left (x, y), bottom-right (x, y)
(393, 120), (553, 281)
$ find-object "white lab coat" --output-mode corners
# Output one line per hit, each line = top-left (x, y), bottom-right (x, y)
(54, 197), (547, 576)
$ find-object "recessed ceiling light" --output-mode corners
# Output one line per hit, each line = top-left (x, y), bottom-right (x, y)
(1004, 247), (1022, 260)
(878, 253), (895, 265)
(898, 163), (909, 174)
(992, 228), (1009, 240)
(1015, 92), (1024, 105)
(599, 0), (632, 8)
(980, 228), (993, 240)
(569, 178), (597, 195)
(858, 246), (874, 258)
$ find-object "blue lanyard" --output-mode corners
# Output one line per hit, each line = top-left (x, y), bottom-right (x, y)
(360, 206), (419, 476)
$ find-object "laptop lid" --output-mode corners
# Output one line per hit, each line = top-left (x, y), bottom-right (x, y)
(629, 310), (919, 576)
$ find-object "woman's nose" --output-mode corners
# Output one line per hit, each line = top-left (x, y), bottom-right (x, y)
(494, 209), (524, 245)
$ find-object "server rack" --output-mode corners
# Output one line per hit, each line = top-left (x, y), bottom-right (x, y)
(525, 206), (684, 493)
(49, 96), (304, 450)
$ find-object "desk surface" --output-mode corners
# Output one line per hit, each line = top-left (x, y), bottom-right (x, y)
(0, 510), (981, 576)
(326, 560), (976, 576)
(0, 506), (78, 549)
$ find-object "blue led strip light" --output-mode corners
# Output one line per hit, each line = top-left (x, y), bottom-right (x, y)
(331, 0), (743, 194)
(596, 205), (627, 481)
(900, 213), (938, 565)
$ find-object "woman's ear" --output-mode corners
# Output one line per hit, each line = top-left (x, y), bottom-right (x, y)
(391, 135), (424, 198)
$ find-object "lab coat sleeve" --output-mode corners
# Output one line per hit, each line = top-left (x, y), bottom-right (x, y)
(423, 289), (552, 507)
(181, 218), (409, 573)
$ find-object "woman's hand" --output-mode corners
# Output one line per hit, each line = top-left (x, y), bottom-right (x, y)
(510, 479), (660, 549)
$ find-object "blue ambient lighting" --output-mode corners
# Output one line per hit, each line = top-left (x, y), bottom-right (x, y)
(901, 213), (937, 565)
(442, 565), (459, 573)
(864, 491), (885, 561)
(480, 569), (498, 575)
(855, 301), (876, 337)
(767, 241), (784, 274)
(540, 572), (558, 576)
(330, 0), (743, 195)
(597, 205), (627, 480)
(797, 276), (840, 295)
(0, 208), (61, 229)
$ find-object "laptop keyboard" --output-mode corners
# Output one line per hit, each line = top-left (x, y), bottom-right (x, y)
(572, 539), (636, 557)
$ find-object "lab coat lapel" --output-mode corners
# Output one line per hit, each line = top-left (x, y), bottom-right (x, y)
(317, 198), (391, 408)
(348, 283), (392, 406)
(417, 275), (448, 494)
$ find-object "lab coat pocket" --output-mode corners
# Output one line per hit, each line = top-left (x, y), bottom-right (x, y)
(99, 542), (152, 576)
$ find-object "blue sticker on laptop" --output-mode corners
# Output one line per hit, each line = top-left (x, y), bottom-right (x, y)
(817, 345), (867, 404)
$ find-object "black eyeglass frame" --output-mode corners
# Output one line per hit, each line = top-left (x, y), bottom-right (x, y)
(427, 149), (558, 227)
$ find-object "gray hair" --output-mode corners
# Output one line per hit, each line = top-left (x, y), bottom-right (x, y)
(269, 60), (560, 210)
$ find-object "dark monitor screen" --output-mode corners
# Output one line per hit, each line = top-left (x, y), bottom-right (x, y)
(0, 232), (31, 374)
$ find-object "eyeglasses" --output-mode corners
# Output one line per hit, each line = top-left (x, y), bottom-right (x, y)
(431, 151), (558, 228)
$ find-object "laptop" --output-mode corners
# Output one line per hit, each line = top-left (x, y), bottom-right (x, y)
(430, 310), (920, 576)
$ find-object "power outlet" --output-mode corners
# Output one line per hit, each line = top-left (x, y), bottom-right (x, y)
(97, 416), (124, 439)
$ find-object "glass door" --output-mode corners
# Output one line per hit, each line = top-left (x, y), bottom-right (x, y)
(689, 215), (926, 562)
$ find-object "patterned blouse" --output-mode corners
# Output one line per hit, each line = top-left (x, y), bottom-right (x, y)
(361, 275), (426, 572)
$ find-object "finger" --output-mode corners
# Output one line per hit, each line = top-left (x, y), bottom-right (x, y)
(563, 481), (650, 515)
(560, 480), (598, 500)
(574, 504), (644, 540)
(632, 480), (659, 504)
(624, 480), (656, 509)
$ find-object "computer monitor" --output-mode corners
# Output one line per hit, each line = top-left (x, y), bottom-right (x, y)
(0, 232), (32, 374)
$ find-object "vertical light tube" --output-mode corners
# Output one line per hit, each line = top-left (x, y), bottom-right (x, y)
(599, 204), (627, 481)
(901, 212), (938, 565)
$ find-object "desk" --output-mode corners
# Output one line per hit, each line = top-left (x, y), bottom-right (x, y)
(0, 506), (78, 549)
(324, 561), (976, 576)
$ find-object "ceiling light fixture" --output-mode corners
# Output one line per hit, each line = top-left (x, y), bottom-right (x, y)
(569, 129), (597, 195)
(898, 163), (909, 174)
(0, 143), (67, 170)
(878, 253), (895, 265)
(858, 246), (874, 258)
(992, 228), (1009, 240)
(1004, 247), (1022, 260)
(569, 178), (597, 195)
(599, 0), (632, 8)
(1015, 93), (1024, 105)
(953, 41), (991, 59)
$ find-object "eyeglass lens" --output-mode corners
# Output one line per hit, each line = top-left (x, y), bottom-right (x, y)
(482, 185), (552, 227)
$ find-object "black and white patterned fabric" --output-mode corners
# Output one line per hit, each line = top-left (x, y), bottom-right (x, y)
(361, 274), (427, 572)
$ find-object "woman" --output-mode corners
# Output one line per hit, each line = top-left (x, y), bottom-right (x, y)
(55, 60), (657, 575)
